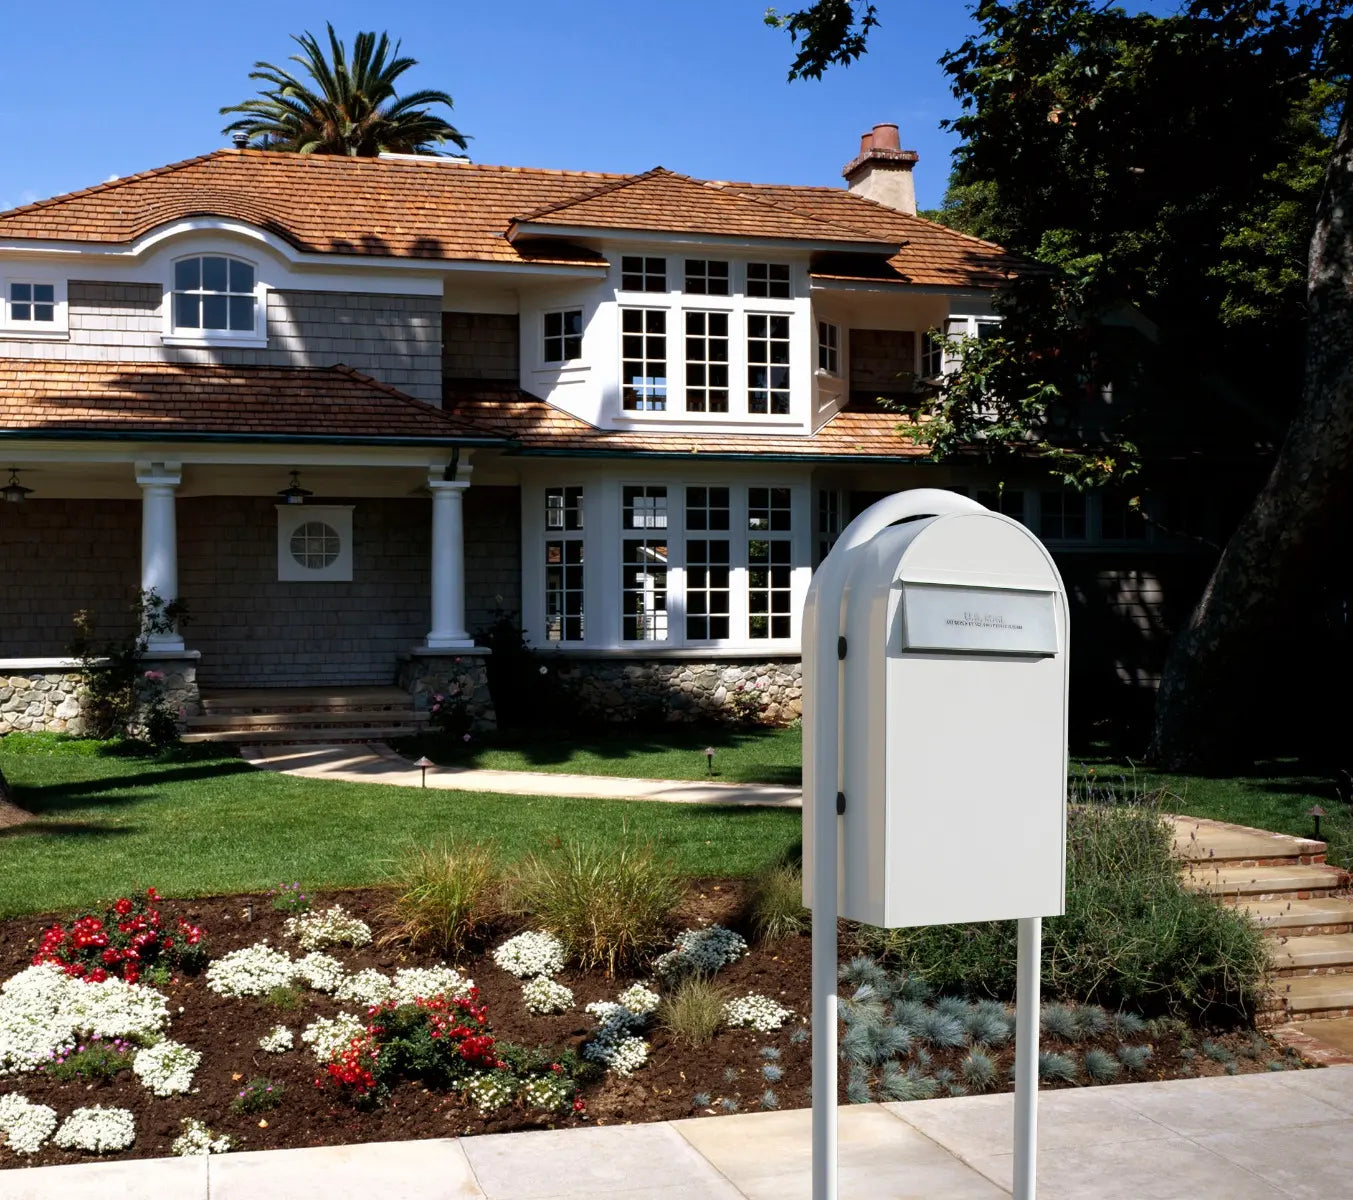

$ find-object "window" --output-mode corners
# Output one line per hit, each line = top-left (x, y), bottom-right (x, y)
(747, 262), (791, 298)
(748, 487), (793, 639)
(921, 331), (944, 378)
(545, 485), (583, 531)
(1039, 489), (1087, 540)
(621, 256), (666, 292)
(817, 488), (843, 564)
(622, 486), (669, 641)
(172, 255), (256, 333)
(543, 309), (582, 363)
(9, 283), (55, 323)
(545, 487), (585, 641)
(685, 487), (731, 641)
(747, 314), (791, 415)
(1099, 490), (1145, 541)
(817, 321), (840, 374)
(976, 318), (1002, 342)
(976, 488), (1025, 524)
(621, 309), (668, 411)
(685, 311), (730, 413)
(276, 505), (353, 581)
(684, 259), (730, 295)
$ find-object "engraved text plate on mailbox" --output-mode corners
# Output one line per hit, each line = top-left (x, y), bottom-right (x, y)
(900, 583), (1058, 656)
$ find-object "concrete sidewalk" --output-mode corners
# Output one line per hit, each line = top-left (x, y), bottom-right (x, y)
(7, 1068), (1353, 1199)
(241, 743), (802, 807)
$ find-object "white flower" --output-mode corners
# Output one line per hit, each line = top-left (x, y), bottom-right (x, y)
(132, 1038), (201, 1096)
(653, 926), (748, 981)
(724, 993), (792, 1032)
(301, 1013), (366, 1063)
(258, 1025), (294, 1054)
(171, 1117), (232, 1156)
(53, 1105), (136, 1154)
(583, 991), (654, 1076)
(584, 1033), (649, 1076)
(617, 984), (661, 1016)
(335, 969), (392, 1008)
(293, 952), (346, 993)
(522, 977), (574, 1015)
(464, 1071), (516, 1112)
(284, 905), (372, 952)
(205, 943), (295, 998)
(521, 1073), (572, 1113)
(493, 930), (565, 979)
(0, 964), (168, 1076)
(388, 966), (473, 1006)
(0, 1093), (57, 1155)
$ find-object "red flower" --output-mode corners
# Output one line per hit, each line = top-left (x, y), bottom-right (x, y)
(88, 968), (108, 983)
(114, 899), (133, 916)
(101, 948), (120, 965)
(124, 965), (139, 983)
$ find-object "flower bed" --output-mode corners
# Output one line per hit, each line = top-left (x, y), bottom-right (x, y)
(0, 882), (1306, 1169)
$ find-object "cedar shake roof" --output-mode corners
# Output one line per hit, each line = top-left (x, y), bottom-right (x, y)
(0, 150), (1020, 286)
(0, 360), (498, 443)
(443, 384), (929, 461)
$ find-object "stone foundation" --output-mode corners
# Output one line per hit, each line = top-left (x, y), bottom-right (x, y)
(0, 654), (200, 736)
(548, 657), (802, 725)
(398, 650), (496, 732)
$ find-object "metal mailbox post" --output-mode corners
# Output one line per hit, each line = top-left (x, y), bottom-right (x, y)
(803, 489), (1069, 1200)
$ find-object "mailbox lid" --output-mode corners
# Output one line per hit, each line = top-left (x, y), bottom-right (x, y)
(894, 511), (1063, 593)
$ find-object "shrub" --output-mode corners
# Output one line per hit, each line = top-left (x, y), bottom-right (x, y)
(231, 1078), (284, 1114)
(857, 795), (1269, 1022)
(747, 860), (810, 943)
(508, 831), (681, 974)
(660, 975), (729, 1047)
(379, 841), (500, 959)
(268, 883), (310, 914)
(45, 1036), (134, 1082)
(32, 887), (207, 984)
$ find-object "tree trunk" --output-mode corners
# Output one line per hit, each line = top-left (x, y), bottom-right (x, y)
(1148, 85), (1353, 770)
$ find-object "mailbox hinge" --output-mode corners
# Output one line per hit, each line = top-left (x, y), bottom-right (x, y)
(836, 791), (846, 815)
(837, 636), (847, 660)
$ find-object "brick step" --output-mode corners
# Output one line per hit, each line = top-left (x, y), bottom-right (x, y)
(1189, 864), (1347, 901)
(1240, 897), (1353, 935)
(1264, 974), (1353, 1021)
(1269, 934), (1353, 977)
(182, 726), (419, 746)
(186, 710), (428, 729)
(1170, 816), (1326, 868)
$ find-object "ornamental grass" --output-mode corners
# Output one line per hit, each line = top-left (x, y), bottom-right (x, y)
(659, 975), (730, 1047)
(506, 829), (681, 975)
(376, 839), (501, 960)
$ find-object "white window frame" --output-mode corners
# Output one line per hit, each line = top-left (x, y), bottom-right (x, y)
(619, 307), (670, 413)
(163, 253), (267, 348)
(0, 275), (69, 339)
(683, 258), (731, 296)
(816, 320), (840, 376)
(620, 255), (668, 293)
(543, 308), (583, 364)
(683, 309), (731, 414)
(544, 486), (586, 642)
(746, 261), (792, 299)
(276, 505), (354, 582)
(747, 312), (792, 416)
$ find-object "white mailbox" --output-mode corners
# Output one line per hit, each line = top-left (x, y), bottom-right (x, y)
(804, 500), (1068, 928)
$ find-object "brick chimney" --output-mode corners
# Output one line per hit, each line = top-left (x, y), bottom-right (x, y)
(842, 123), (919, 215)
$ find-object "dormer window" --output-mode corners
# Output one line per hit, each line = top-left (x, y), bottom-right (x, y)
(9, 283), (55, 323)
(544, 309), (583, 363)
(172, 255), (256, 334)
(747, 262), (791, 299)
(684, 259), (730, 295)
(621, 256), (666, 292)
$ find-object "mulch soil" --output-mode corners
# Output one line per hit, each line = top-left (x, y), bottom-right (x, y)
(0, 881), (1306, 1170)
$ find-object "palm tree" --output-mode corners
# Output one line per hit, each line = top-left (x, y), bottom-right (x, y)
(220, 24), (468, 156)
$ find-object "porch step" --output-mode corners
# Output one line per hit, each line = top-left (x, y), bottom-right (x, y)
(189, 686), (426, 745)
(1187, 863), (1347, 901)
(201, 686), (413, 715)
(1169, 816), (1326, 866)
(1242, 896), (1353, 936)
(182, 726), (420, 746)
(1266, 973), (1353, 1021)
(1268, 934), (1353, 977)
(186, 710), (427, 730)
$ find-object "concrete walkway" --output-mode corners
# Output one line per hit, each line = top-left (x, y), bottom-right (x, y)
(7, 1069), (1353, 1199)
(241, 743), (802, 807)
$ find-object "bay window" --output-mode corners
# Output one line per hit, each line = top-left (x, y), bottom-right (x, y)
(621, 309), (668, 411)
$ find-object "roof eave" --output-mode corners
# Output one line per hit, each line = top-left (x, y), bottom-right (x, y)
(0, 428), (511, 448)
(507, 221), (900, 256)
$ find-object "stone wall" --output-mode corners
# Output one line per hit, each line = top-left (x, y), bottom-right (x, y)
(548, 657), (802, 726)
(398, 652), (496, 731)
(442, 312), (519, 382)
(0, 499), (141, 657)
(0, 657), (200, 736)
(0, 284), (443, 403)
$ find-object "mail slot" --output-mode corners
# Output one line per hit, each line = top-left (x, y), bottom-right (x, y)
(804, 503), (1069, 930)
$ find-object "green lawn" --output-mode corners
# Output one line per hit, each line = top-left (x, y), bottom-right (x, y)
(0, 735), (801, 919)
(391, 724), (803, 785)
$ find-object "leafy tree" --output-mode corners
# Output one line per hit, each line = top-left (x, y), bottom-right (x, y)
(772, 1), (1353, 768)
(221, 24), (467, 156)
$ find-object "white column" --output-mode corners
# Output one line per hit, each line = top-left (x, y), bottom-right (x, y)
(426, 467), (474, 649)
(135, 462), (184, 652)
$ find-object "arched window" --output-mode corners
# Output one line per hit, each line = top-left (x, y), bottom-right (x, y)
(172, 255), (256, 333)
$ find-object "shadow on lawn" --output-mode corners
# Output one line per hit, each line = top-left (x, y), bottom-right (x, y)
(0, 819), (136, 840)
(10, 761), (253, 816)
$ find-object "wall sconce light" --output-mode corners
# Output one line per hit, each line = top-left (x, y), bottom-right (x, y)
(277, 470), (313, 505)
(2, 468), (32, 504)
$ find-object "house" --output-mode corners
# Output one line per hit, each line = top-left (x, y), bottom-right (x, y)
(0, 124), (1209, 740)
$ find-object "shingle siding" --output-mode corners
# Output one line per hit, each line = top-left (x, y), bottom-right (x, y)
(443, 313), (519, 383)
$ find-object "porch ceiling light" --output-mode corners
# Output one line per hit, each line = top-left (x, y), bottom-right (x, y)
(277, 470), (313, 505)
(2, 468), (32, 504)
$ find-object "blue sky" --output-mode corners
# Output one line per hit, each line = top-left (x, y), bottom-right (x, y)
(0, 1), (1168, 215)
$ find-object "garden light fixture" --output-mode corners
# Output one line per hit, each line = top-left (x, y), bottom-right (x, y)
(414, 755), (435, 788)
(704, 746), (715, 777)
(1308, 804), (1326, 840)
(3, 468), (32, 504)
(277, 470), (313, 505)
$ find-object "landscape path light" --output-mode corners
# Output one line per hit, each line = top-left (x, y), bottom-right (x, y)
(1308, 804), (1327, 840)
(414, 755), (435, 789)
(704, 747), (715, 777)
